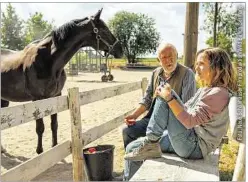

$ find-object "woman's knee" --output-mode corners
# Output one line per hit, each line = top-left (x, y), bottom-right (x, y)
(156, 96), (169, 106)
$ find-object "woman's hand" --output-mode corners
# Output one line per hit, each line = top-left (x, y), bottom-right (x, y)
(156, 83), (173, 101)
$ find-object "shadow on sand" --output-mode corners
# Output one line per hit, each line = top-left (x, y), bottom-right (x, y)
(1, 151), (29, 171)
(2, 152), (123, 181)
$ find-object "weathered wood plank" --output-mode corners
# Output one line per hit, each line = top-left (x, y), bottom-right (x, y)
(1, 81), (141, 131)
(228, 96), (245, 143)
(141, 78), (148, 97)
(1, 140), (71, 182)
(232, 143), (245, 181)
(68, 88), (84, 181)
(130, 151), (220, 181)
(79, 81), (141, 106)
(1, 96), (68, 130)
(82, 109), (135, 145)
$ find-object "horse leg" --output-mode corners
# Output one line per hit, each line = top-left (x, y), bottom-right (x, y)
(50, 92), (61, 148)
(36, 118), (45, 154)
(51, 113), (58, 147)
(1, 99), (9, 153)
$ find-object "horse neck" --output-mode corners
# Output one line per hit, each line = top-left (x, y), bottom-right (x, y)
(51, 30), (93, 75)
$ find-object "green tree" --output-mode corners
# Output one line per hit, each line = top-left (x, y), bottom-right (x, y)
(24, 12), (55, 44)
(206, 33), (233, 55)
(1, 3), (25, 50)
(202, 3), (241, 56)
(108, 11), (160, 63)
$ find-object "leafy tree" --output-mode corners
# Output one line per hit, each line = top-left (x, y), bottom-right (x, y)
(202, 3), (241, 56)
(108, 11), (160, 63)
(1, 3), (25, 50)
(24, 12), (55, 44)
(206, 33), (233, 55)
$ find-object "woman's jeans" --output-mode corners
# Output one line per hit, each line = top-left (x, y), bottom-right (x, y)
(123, 93), (203, 181)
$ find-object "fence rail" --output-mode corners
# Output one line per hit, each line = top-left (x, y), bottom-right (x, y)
(1, 81), (141, 131)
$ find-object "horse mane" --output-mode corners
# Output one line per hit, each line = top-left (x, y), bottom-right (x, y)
(1, 37), (52, 73)
(51, 17), (89, 47)
(52, 21), (77, 48)
(1, 17), (89, 73)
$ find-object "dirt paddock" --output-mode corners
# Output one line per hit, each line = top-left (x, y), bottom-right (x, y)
(1, 69), (152, 181)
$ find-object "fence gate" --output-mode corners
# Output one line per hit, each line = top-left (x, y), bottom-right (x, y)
(67, 47), (114, 82)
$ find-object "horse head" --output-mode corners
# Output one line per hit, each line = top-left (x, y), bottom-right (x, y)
(74, 9), (123, 58)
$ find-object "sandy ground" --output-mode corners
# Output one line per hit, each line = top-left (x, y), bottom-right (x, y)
(1, 69), (152, 181)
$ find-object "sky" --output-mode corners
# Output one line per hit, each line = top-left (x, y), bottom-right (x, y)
(0, 2), (241, 57)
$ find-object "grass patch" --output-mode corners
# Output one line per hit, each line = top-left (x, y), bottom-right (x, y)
(219, 130), (240, 181)
(67, 56), (185, 69)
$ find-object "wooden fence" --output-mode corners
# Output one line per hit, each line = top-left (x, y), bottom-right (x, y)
(1, 78), (148, 181)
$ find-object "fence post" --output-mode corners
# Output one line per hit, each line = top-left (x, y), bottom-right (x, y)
(141, 77), (148, 117)
(232, 143), (245, 181)
(68, 87), (85, 181)
(141, 77), (148, 97)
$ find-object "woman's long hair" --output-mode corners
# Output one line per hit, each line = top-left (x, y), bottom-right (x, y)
(195, 47), (238, 92)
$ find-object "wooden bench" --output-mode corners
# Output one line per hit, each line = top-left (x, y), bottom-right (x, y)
(130, 96), (245, 181)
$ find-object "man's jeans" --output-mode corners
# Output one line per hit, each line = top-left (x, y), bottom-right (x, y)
(123, 93), (203, 181)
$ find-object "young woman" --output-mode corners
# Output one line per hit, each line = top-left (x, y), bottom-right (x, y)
(124, 47), (237, 180)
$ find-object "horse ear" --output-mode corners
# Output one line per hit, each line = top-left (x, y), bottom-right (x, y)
(94, 8), (103, 20)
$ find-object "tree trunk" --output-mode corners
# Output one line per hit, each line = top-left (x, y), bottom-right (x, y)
(127, 55), (136, 64)
(213, 3), (218, 47)
(183, 2), (199, 71)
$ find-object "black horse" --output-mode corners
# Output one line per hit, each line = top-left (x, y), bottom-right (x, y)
(1, 9), (123, 154)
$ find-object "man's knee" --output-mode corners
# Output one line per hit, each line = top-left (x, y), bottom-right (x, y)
(122, 126), (134, 148)
(122, 119), (148, 148)
(122, 126), (131, 140)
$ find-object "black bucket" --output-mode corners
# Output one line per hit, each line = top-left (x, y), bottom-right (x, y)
(83, 145), (115, 181)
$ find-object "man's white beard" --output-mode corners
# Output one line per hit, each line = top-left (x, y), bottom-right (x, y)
(163, 63), (177, 77)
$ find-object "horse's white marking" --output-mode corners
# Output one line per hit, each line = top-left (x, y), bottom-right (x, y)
(1, 44), (41, 73)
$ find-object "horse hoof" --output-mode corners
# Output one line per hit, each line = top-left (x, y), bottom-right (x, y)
(52, 142), (58, 148)
(36, 148), (43, 154)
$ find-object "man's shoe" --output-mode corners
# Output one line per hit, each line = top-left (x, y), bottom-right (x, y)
(124, 138), (161, 161)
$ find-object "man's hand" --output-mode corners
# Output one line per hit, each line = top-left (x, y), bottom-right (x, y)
(156, 83), (172, 101)
(124, 114), (137, 126)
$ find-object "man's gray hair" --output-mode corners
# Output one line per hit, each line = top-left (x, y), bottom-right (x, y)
(158, 43), (178, 57)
